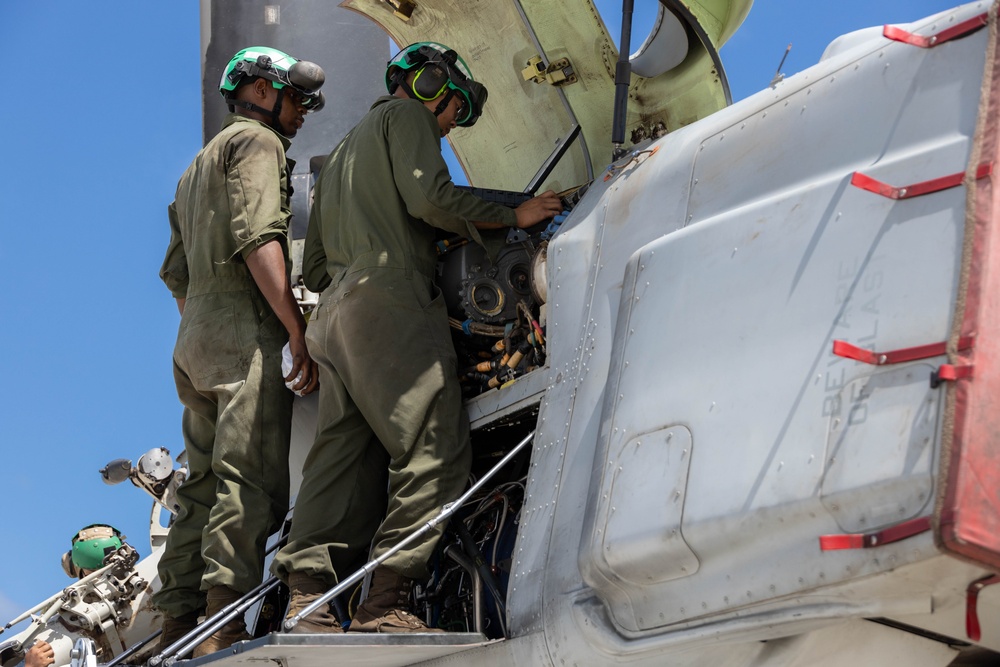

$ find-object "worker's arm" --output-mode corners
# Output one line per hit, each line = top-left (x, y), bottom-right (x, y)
(388, 103), (520, 237)
(301, 187), (331, 293)
(224, 128), (318, 394)
(246, 239), (318, 395)
(473, 191), (563, 230)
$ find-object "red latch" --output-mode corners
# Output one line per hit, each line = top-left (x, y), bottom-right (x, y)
(966, 574), (1000, 641)
(851, 163), (992, 200)
(832, 336), (974, 366)
(884, 12), (988, 48)
(931, 363), (975, 388)
(819, 515), (932, 551)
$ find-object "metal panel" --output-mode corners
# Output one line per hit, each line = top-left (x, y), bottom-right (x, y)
(190, 633), (496, 667)
(340, 0), (740, 190)
(599, 426), (698, 585)
(466, 363), (548, 430)
(820, 364), (939, 533)
(576, 2), (986, 636)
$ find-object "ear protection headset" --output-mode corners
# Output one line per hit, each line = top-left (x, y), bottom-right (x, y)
(386, 43), (488, 127)
(411, 60), (451, 102)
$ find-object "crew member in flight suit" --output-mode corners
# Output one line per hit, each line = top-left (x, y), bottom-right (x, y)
(270, 41), (562, 633)
(155, 46), (323, 655)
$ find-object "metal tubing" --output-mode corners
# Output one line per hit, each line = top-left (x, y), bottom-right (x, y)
(2, 564), (113, 633)
(149, 577), (279, 667)
(284, 431), (535, 631)
(104, 629), (161, 667)
(524, 124), (582, 195)
(443, 546), (483, 634)
(453, 521), (507, 628)
(145, 512), (291, 663)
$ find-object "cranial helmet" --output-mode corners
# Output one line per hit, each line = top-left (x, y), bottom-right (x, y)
(386, 42), (487, 128)
(62, 524), (123, 576)
(221, 46), (326, 112)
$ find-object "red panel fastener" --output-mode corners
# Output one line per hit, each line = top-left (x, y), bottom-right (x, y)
(832, 336), (974, 366)
(936, 364), (974, 382)
(851, 163), (992, 200)
(966, 574), (1000, 641)
(819, 515), (932, 551)
(883, 12), (988, 48)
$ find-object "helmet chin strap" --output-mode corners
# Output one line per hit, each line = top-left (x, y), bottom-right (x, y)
(228, 87), (289, 134)
(433, 89), (457, 118)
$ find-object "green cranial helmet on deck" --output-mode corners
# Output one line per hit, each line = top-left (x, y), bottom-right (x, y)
(220, 46), (326, 112)
(385, 42), (488, 128)
(70, 524), (123, 571)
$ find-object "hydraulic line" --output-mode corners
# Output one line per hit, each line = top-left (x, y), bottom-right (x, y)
(284, 431), (536, 631)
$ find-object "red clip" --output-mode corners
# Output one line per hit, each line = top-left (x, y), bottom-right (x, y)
(819, 515), (932, 551)
(966, 574), (1000, 641)
(936, 363), (974, 382)
(851, 163), (992, 200)
(884, 12), (988, 48)
(832, 336), (974, 366)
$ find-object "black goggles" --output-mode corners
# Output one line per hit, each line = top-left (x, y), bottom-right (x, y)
(233, 57), (326, 112)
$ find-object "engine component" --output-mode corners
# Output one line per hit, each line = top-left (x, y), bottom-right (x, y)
(99, 448), (187, 515)
(69, 638), (97, 667)
(529, 241), (548, 305)
(420, 477), (525, 638)
(441, 241), (535, 325)
(459, 245), (533, 324)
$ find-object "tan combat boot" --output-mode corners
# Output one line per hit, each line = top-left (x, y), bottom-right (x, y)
(157, 610), (200, 653)
(348, 566), (443, 633)
(192, 586), (252, 657)
(284, 572), (343, 633)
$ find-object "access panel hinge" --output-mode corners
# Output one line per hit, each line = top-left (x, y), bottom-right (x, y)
(850, 162), (992, 200)
(383, 0), (416, 21)
(883, 12), (988, 48)
(521, 56), (577, 86)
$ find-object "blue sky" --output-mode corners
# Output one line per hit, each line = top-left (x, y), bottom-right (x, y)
(0, 0), (962, 627)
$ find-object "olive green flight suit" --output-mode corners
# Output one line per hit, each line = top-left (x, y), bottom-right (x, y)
(155, 114), (296, 617)
(271, 97), (517, 585)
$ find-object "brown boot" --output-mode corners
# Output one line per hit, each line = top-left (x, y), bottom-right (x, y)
(284, 573), (343, 634)
(349, 566), (442, 633)
(192, 586), (252, 657)
(157, 610), (200, 653)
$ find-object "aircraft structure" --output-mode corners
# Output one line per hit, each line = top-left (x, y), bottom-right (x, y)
(2, 1), (1000, 665)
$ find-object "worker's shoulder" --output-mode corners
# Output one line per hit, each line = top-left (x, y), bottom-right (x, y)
(372, 96), (435, 130)
(227, 118), (285, 147)
(206, 116), (287, 157)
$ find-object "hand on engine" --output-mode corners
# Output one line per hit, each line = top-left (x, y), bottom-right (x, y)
(514, 190), (563, 229)
(25, 640), (54, 667)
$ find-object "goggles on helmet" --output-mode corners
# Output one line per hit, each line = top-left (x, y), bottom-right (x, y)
(228, 56), (326, 111)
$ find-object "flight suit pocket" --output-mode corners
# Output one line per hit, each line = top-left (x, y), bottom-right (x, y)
(175, 304), (247, 384)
